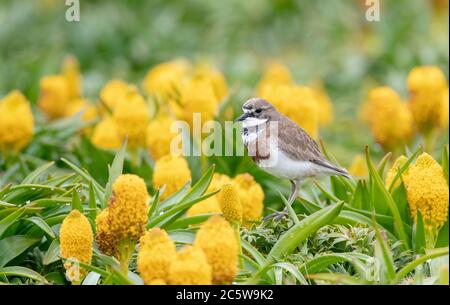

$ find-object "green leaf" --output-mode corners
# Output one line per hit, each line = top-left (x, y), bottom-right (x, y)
(307, 273), (362, 285)
(0, 235), (41, 267)
(82, 271), (101, 285)
(272, 262), (308, 285)
(24, 216), (56, 239)
(88, 181), (97, 226)
(376, 152), (392, 177)
(147, 189), (160, 220)
(71, 189), (83, 212)
(103, 139), (127, 207)
(278, 191), (299, 224)
(168, 230), (196, 245)
(373, 218), (396, 284)
(435, 220), (449, 248)
(0, 208), (24, 237)
(241, 239), (267, 267)
(442, 145), (449, 185)
(43, 239), (60, 265)
(298, 252), (371, 275)
(165, 214), (216, 230)
(388, 146), (421, 192)
(0, 266), (48, 284)
(391, 182), (411, 225)
(413, 211), (426, 254)
(21, 162), (55, 184)
(350, 180), (371, 210)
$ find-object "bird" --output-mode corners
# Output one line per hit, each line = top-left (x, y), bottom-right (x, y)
(235, 97), (350, 220)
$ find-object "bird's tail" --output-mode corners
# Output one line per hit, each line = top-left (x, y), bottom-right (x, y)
(313, 159), (351, 179)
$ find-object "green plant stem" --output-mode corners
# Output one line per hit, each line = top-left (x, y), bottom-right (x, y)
(234, 222), (244, 269)
(118, 238), (135, 276)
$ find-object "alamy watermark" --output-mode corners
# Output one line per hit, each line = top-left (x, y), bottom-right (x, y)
(365, 0), (380, 22)
(65, 0), (80, 22)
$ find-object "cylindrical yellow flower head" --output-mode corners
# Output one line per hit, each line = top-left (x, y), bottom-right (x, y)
(91, 117), (122, 150)
(60, 210), (93, 282)
(194, 215), (239, 284)
(113, 87), (150, 148)
(152, 154), (192, 200)
(385, 155), (408, 189)
(256, 61), (293, 96)
(108, 174), (149, 241)
(259, 84), (319, 139)
(38, 75), (70, 119)
(361, 86), (414, 151)
(404, 153), (449, 230)
(99, 79), (131, 111)
(187, 173), (232, 217)
(61, 55), (82, 99)
(407, 66), (448, 133)
(167, 246), (212, 285)
(137, 228), (176, 284)
(348, 155), (368, 178)
(195, 62), (228, 100)
(0, 90), (34, 153)
(170, 78), (219, 128)
(232, 173), (264, 226)
(95, 208), (118, 256)
(217, 184), (243, 224)
(146, 115), (178, 160)
(143, 59), (191, 100)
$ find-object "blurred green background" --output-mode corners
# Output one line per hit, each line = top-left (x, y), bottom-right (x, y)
(0, 0), (448, 164)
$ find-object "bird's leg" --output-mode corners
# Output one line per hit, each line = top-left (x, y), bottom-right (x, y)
(264, 180), (300, 221)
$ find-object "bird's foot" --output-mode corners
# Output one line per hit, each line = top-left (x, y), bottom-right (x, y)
(263, 208), (288, 221)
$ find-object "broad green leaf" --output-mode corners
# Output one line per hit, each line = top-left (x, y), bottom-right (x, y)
(103, 139), (127, 207)
(307, 273), (363, 285)
(350, 180), (371, 210)
(272, 262), (308, 285)
(43, 239), (60, 265)
(88, 181), (97, 226)
(391, 182), (411, 225)
(25, 216), (56, 239)
(168, 230), (196, 245)
(241, 239), (267, 267)
(435, 220), (449, 248)
(0, 266), (48, 284)
(71, 189), (83, 212)
(147, 189), (160, 220)
(413, 211), (426, 254)
(442, 145), (449, 185)
(373, 218), (396, 284)
(21, 162), (55, 184)
(298, 252), (371, 275)
(0, 235), (41, 267)
(157, 182), (190, 211)
(376, 152), (392, 177)
(82, 271), (101, 285)
(165, 214), (216, 230)
(0, 208), (24, 237)
(278, 191), (299, 224)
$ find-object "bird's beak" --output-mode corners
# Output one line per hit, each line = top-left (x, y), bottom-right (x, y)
(235, 113), (249, 122)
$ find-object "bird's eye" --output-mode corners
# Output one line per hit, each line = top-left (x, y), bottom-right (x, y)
(255, 108), (262, 114)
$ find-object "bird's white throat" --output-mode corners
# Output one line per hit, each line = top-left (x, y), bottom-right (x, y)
(242, 117), (268, 128)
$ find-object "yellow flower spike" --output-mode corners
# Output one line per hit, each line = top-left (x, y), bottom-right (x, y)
(38, 75), (70, 119)
(108, 174), (149, 242)
(168, 246), (212, 285)
(170, 78), (219, 128)
(146, 115), (178, 160)
(137, 228), (176, 284)
(194, 215), (239, 284)
(187, 173), (232, 217)
(99, 79), (131, 111)
(152, 154), (192, 200)
(113, 87), (150, 149)
(361, 86), (414, 152)
(91, 117), (122, 150)
(232, 173), (265, 226)
(61, 55), (82, 99)
(404, 153), (449, 233)
(407, 66), (448, 133)
(385, 155), (408, 190)
(217, 184), (243, 224)
(95, 208), (118, 257)
(259, 84), (319, 139)
(195, 62), (228, 100)
(255, 61), (293, 96)
(143, 59), (191, 99)
(348, 155), (368, 178)
(0, 90), (34, 154)
(60, 210), (93, 282)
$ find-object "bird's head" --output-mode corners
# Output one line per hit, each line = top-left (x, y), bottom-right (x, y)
(235, 98), (277, 126)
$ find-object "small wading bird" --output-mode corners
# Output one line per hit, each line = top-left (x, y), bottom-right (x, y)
(235, 98), (350, 220)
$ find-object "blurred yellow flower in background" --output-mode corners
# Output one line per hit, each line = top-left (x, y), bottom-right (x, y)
(113, 87), (150, 149)
(404, 153), (448, 232)
(361, 86), (414, 152)
(311, 82), (334, 126)
(233, 173), (264, 225)
(95, 208), (118, 257)
(60, 210), (93, 282)
(146, 115), (178, 160)
(64, 98), (98, 127)
(168, 246), (212, 285)
(256, 61), (293, 96)
(91, 117), (122, 150)
(195, 62), (228, 101)
(137, 228), (176, 284)
(0, 90), (34, 154)
(38, 75), (70, 119)
(439, 86), (449, 128)
(348, 155), (368, 178)
(61, 55), (82, 100)
(194, 215), (239, 284)
(152, 154), (192, 200)
(217, 184), (243, 224)
(407, 66), (448, 133)
(99, 79), (131, 111)
(385, 155), (408, 189)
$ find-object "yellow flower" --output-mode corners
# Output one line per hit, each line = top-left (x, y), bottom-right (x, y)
(195, 62), (228, 100)
(311, 83), (334, 126)
(217, 184), (243, 224)
(60, 210), (93, 281)
(168, 246), (212, 285)
(146, 115), (178, 160)
(187, 173), (232, 217)
(170, 78), (219, 128)
(0, 90), (34, 153)
(348, 155), (368, 178)
(361, 86), (414, 151)
(152, 154), (192, 200)
(259, 84), (319, 139)
(99, 79), (131, 111)
(61, 55), (82, 99)
(64, 98), (98, 123)
(407, 66), (448, 132)
(233, 173), (264, 225)
(194, 215), (238, 284)
(385, 155), (408, 189)
(108, 174), (149, 241)
(404, 153), (449, 230)
(439, 87), (449, 128)
(95, 208), (118, 256)
(137, 228), (176, 284)
(256, 61), (293, 96)
(113, 87), (150, 148)
(143, 59), (191, 99)
(148, 279), (166, 285)
(91, 117), (122, 150)
(38, 75), (70, 119)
